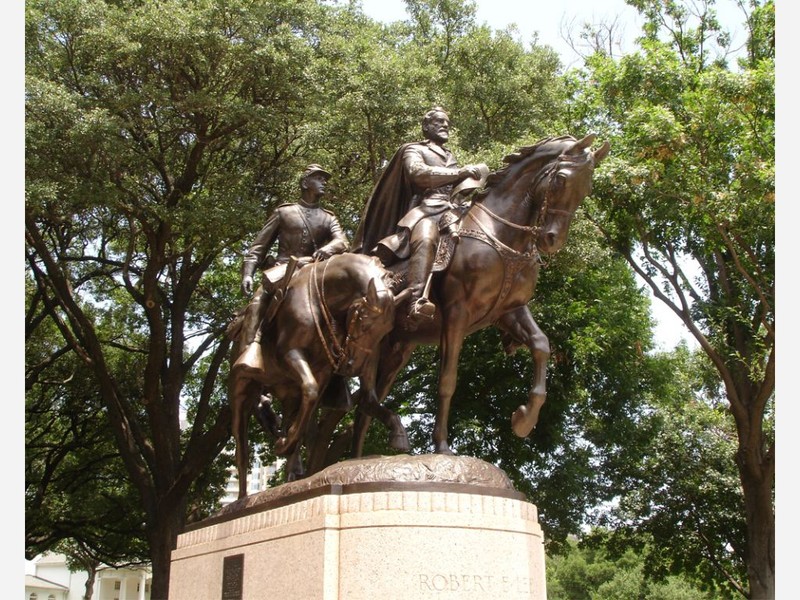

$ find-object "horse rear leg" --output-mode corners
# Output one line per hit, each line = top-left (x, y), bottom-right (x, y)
(495, 306), (550, 437)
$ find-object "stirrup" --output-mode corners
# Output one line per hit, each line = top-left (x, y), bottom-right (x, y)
(407, 297), (436, 330)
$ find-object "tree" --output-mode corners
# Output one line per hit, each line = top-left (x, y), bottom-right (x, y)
(569, 0), (775, 596)
(26, 274), (150, 566)
(547, 534), (715, 600)
(25, 0), (332, 595)
(594, 346), (749, 597)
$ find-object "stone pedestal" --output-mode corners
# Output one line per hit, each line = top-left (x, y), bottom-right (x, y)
(169, 455), (546, 599)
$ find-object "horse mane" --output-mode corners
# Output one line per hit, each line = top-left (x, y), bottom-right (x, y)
(474, 135), (577, 198)
(347, 252), (395, 292)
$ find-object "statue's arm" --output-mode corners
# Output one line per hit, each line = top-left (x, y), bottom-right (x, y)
(241, 210), (281, 294)
(314, 214), (350, 260)
(402, 146), (479, 188)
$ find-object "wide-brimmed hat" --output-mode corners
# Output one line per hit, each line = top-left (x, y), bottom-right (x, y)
(300, 164), (332, 181)
(452, 163), (490, 199)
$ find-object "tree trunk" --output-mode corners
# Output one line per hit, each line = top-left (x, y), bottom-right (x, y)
(146, 503), (187, 600)
(82, 564), (97, 600)
(737, 452), (775, 599)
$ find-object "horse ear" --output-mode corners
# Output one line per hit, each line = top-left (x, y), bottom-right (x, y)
(366, 278), (379, 306)
(593, 141), (611, 164)
(567, 134), (596, 155)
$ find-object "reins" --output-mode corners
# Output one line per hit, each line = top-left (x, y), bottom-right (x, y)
(453, 153), (585, 314)
(307, 257), (385, 372)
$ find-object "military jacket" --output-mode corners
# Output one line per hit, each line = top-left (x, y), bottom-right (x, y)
(401, 140), (461, 210)
(242, 201), (349, 278)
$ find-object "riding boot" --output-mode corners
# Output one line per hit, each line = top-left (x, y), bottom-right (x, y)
(406, 235), (437, 329)
(240, 288), (272, 345)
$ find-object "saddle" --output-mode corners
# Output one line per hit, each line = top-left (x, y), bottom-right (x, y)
(261, 255), (301, 325)
(432, 207), (466, 273)
(225, 256), (302, 342)
(432, 164), (489, 273)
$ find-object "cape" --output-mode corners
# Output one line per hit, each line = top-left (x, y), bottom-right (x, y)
(352, 142), (420, 255)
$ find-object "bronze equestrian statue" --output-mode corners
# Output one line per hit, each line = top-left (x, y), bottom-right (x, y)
(228, 252), (408, 496)
(227, 165), (407, 495)
(353, 130), (610, 455)
(227, 127), (609, 491)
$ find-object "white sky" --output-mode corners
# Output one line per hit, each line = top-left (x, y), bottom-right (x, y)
(359, 0), (751, 68)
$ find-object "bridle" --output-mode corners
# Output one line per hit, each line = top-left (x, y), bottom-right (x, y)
(454, 152), (590, 312)
(307, 257), (389, 372)
(463, 152), (587, 259)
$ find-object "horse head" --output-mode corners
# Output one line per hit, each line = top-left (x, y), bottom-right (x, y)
(339, 277), (396, 376)
(533, 134), (610, 254)
(471, 135), (609, 256)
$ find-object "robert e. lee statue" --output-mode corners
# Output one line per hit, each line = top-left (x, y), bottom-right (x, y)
(353, 107), (487, 326)
(238, 163), (350, 347)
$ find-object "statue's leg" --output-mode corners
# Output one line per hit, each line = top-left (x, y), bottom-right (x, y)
(495, 306), (550, 437)
(240, 288), (267, 346)
(306, 404), (348, 475)
(275, 349), (321, 456)
(286, 447), (305, 482)
(230, 377), (260, 499)
(253, 392), (280, 439)
(434, 303), (470, 455)
(358, 389), (411, 452)
(406, 220), (438, 326)
(352, 339), (416, 457)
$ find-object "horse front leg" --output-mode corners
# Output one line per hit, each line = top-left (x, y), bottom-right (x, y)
(358, 360), (410, 454)
(496, 306), (550, 437)
(286, 447), (306, 482)
(352, 339), (415, 457)
(274, 349), (321, 457)
(434, 307), (469, 455)
(230, 376), (260, 499)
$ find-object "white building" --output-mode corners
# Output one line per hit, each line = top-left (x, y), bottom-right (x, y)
(219, 451), (281, 506)
(25, 553), (151, 600)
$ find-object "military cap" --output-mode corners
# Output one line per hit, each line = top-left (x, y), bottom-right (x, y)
(300, 164), (332, 181)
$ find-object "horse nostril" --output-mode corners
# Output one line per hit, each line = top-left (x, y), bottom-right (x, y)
(546, 232), (557, 247)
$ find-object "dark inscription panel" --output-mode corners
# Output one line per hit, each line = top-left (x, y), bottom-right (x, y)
(221, 553), (244, 600)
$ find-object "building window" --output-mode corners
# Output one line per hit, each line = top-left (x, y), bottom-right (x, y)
(114, 581), (121, 590)
(29, 594), (37, 600)
(48, 596), (55, 600)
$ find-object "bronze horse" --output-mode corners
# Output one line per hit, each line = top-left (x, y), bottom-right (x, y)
(228, 253), (409, 497)
(354, 134), (610, 455)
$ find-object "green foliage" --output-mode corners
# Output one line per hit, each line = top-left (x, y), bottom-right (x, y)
(547, 535), (714, 600)
(590, 348), (747, 596)
(25, 0), (335, 594)
(25, 298), (149, 564)
(566, 1), (774, 596)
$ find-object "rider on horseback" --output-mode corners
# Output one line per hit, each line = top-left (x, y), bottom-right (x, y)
(238, 164), (350, 346)
(353, 108), (487, 328)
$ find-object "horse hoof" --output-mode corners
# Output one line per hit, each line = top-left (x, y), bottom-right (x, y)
(390, 430), (410, 453)
(511, 405), (536, 437)
(274, 437), (295, 456)
(433, 442), (454, 455)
